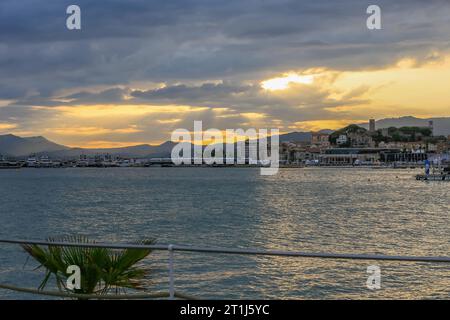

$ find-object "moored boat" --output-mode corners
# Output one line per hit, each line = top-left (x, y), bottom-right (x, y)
(416, 160), (450, 181)
(0, 161), (22, 169)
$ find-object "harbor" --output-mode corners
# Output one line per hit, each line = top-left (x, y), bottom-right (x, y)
(1, 167), (449, 299)
(1, 0), (450, 304)
(2, 119), (449, 171)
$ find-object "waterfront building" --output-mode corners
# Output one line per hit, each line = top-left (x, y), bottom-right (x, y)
(319, 147), (429, 165)
(378, 141), (427, 153)
(279, 142), (321, 164)
(380, 150), (428, 163)
(336, 135), (348, 145)
(320, 148), (383, 165)
(350, 132), (374, 147)
(311, 132), (331, 148)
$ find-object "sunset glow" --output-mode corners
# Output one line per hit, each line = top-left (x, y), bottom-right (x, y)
(1, 1), (450, 148)
(261, 73), (315, 91)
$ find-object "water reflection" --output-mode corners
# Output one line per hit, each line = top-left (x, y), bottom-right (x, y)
(0, 167), (449, 299)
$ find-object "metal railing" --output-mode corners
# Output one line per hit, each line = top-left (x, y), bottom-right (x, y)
(1, 238), (450, 299)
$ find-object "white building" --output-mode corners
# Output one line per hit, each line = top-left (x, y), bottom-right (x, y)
(336, 135), (348, 145)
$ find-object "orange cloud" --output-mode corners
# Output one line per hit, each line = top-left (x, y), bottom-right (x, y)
(48, 126), (143, 136)
(49, 104), (209, 118)
(290, 119), (367, 131)
(0, 123), (18, 131)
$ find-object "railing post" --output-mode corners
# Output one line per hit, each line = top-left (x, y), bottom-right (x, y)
(168, 244), (175, 299)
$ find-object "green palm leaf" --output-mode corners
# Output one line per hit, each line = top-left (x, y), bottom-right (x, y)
(21, 236), (156, 297)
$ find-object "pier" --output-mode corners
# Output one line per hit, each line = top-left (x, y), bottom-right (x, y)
(416, 174), (450, 181)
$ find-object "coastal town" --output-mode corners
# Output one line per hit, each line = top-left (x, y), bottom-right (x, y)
(1, 119), (449, 169)
(280, 119), (450, 167)
(2, 0), (450, 304)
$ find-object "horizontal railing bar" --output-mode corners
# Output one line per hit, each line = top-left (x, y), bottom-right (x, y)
(0, 283), (170, 299)
(163, 245), (450, 263)
(0, 238), (171, 251)
(0, 238), (449, 263)
(0, 283), (197, 300)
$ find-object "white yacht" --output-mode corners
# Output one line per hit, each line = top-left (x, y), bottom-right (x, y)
(39, 155), (53, 168)
(26, 155), (38, 167)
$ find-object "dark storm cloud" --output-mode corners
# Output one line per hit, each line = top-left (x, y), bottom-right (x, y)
(130, 81), (370, 124)
(2, 1), (449, 84)
(131, 83), (254, 104)
(64, 88), (130, 104)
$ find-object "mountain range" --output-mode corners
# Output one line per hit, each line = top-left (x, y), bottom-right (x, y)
(1, 116), (449, 158)
(0, 135), (177, 158)
(359, 116), (450, 136)
(0, 133), (310, 158)
(0, 131), (317, 158)
(0, 134), (69, 157)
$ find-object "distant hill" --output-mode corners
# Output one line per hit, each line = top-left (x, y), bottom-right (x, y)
(360, 116), (450, 136)
(0, 134), (176, 158)
(0, 134), (68, 157)
(0, 131), (319, 159)
(278, 132), (312, 142)
(329, 124), (368, 146)
(41, 141), (177, 159)
(317, 129), (334, 135)
(1, 119), (445, 159)
(277, 130), (334, 142)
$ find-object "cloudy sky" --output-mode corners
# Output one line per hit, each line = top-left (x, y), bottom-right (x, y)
(1, 0), (450, 147)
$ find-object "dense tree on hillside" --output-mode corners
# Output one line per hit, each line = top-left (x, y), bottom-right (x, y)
(329, 124), (436, 146)
(373, 126), (433, 143)
(329, 125), (367, 145)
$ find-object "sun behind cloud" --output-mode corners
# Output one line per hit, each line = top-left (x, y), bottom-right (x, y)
(261, 73), (315, 91)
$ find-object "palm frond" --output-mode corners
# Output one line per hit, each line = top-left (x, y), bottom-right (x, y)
(21, 236), (155, 297)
